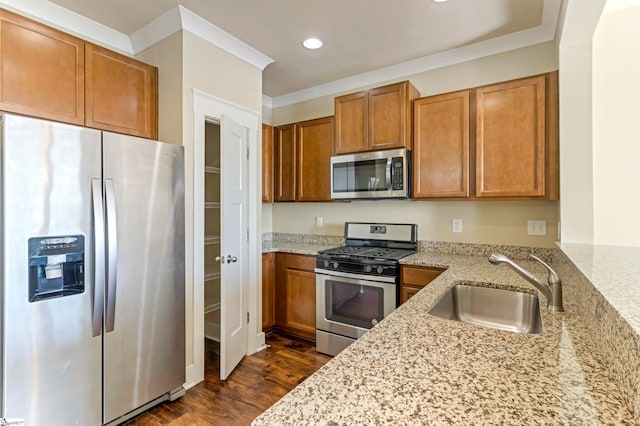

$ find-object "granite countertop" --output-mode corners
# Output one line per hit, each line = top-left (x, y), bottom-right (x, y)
(262, 240), (337, 256)
(253, 251), (635, 425)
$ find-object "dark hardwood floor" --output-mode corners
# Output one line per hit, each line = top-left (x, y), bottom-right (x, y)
(125, 333), (331, 425)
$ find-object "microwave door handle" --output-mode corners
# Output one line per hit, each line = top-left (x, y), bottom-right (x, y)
(385, 158), (392, 191)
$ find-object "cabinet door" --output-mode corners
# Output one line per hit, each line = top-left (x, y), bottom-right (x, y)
(400, 265), (444, 305)
(0, 9), (84, 125)
(262, 124), (274, 202)
(413, 90), (470, 198)
(334, 91), (368, 154)
(85, 44), (158, 139)
(296, 116), (334, 201)
(369, 81), (417, 151)
(400, 285), (423, 304)
(274, 124), (296, 201)
(475, 75), (545, 197)
(274, 253), (316, 340)
(285, 268), (316, 337)
(262, 253), (275, 331)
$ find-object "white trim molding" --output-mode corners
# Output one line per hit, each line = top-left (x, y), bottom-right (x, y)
(130, 5), (273, 70)
(266, 0), (562, 108)
(0, 1), (273, 70)
(0, 0), (132, 52)
(186, 88), (265, 388)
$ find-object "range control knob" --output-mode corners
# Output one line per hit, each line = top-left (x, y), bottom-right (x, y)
(332, 261), (339, 269)
(364, 265), (372, 273)
(376, 266), (384, 274)
(323, 260), (330, 268)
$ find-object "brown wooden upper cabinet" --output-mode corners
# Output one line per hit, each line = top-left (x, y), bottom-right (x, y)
(413, 90), (470, 198)
(274, 116), (334, 202)
(0, 8), (158, 139)
(262, 124), (274, 202)
(334, 81), (419, 154)
(274, 123), (296, 201)
(85, 44), (158, 139)
(0, 8), (85, 125)
(296, 116), (334, 201)
(475, 75), (548, 198)
(412, 72), (558, 200)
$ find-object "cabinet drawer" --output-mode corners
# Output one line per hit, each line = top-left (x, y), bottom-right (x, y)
(285, 253), (316, 271)
(401, 266), (444, 287)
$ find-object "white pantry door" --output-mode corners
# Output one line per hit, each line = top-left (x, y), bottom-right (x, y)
(220, 113), (248, 379)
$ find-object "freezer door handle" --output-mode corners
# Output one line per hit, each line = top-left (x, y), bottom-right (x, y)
(91, 179), (105, 337)
(105, 179), (118, 333)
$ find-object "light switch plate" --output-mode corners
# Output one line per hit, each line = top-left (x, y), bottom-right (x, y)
(315, 216), (323, 228)
(452, 218), (462, 233)
(527, 220), (547, 236)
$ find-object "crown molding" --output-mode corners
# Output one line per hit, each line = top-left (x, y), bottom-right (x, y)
(0, 0), (132, 52)
(0, 1), (273, 70)
(266, 0), (561, 109)
(131, 5), (273, 70)
(262, 95), (273, 109)
(129, 5), (182, 54)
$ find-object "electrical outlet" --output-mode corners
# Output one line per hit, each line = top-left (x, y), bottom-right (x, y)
(527, 220), (547, 236)
(315, 216), (323, 228)
(452, 218), (462, 233)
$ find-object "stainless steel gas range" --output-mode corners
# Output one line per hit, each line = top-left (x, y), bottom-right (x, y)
(315, 222), (417, 356)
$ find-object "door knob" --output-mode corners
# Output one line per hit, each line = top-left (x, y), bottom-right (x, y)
(215, 256), (225, 264)
(227, 255), (238, 263)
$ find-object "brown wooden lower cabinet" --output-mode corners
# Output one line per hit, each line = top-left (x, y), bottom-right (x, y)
(399, 265), (445, 304)
(274, 253), (316, 341)
(261, 253), (275, 331)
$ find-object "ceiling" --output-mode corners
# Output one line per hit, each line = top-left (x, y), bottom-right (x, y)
(47, 0), (552, 98)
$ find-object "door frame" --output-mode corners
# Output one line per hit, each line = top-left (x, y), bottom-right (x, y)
(186, 89), (265, 388)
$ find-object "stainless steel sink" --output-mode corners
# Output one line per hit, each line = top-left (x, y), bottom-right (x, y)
(428, 284), (543, 334)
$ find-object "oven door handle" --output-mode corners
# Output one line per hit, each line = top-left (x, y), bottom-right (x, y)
(314, 268), (396, 284)
(385, 158), (392, 192)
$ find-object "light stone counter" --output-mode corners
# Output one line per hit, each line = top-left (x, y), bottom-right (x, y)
(253, 251), (636, 425)
(261, 241), (337, 256)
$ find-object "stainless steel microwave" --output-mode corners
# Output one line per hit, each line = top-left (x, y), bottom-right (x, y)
(330, 148), (410, 200)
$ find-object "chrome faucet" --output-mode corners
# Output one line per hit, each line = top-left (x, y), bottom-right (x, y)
(488, 253), (564, 312)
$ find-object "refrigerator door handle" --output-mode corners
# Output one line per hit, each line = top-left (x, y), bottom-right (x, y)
(91, 179), (105, 337)
(105, 179), (118, 332)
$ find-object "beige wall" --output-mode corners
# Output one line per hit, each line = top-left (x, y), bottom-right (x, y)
(266, 41), (559, 248)
(136, 31), (183, 145)
(138, 29), (264, 381)
(182, 31), (263, 113)
(272, 41), (557, 126)
(557, 0), (606, 244)
(592, 6), (640, 246)
(272, 201), (558, 248)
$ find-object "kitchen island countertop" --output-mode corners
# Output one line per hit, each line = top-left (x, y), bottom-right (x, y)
(253, 249), (635, 425)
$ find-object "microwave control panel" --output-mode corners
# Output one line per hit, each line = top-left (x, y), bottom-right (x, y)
(391, 157), (404, 190)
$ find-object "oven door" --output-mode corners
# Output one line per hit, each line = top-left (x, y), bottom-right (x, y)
(316, 269), (396, 340)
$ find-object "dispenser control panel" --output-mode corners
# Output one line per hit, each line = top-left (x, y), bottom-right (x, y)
(28, 235), (85, 302)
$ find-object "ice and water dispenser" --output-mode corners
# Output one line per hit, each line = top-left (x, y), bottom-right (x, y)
(28, 235), (85, 302)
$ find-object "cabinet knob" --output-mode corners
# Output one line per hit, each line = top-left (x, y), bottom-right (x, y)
(215, 256), (225, 264)
(227, 255), (238, 263)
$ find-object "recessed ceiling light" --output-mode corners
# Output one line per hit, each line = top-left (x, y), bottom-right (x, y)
(432, 0), (448, 2)
(302, 38), (323, 50)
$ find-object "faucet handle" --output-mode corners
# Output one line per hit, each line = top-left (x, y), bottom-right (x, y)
(529, 254), (560, 285)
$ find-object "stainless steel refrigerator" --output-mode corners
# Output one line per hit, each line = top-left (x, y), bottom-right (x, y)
(0, 114), (186, 425)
